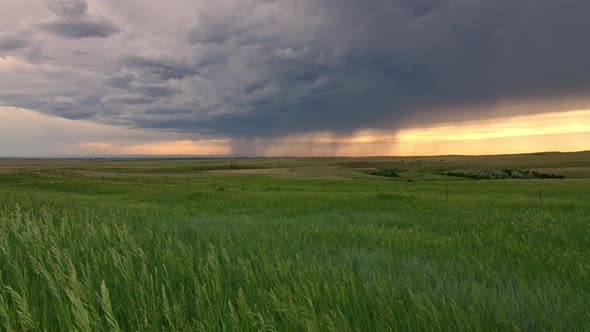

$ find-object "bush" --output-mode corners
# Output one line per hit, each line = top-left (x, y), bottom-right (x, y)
(444, 169), (565, 180)
(370, 169), (400, 178)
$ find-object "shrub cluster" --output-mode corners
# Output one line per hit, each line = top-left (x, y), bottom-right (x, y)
(370, 169), (401, 178)
(444, 169), (565, 180)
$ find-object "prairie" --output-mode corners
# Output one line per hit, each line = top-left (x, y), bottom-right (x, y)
(0, 151), (589, 331)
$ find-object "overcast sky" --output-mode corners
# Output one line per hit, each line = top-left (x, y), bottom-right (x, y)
(1, 0), (590, 156)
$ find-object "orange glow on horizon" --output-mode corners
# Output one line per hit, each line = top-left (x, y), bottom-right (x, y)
(251, 109), (590, 156)
(77, 140), (231, 155)
(1, 106), (589, 156)
(396, 109), (590, 142)
(44, 108), (590, 156)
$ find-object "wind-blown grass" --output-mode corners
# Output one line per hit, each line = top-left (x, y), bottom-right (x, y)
(0, 165), (588, 331)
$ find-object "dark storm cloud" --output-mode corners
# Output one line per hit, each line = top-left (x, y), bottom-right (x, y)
(0, 31), (30, 51)
(37, 0), (120, 39)
(123, 55), (199, 80)
(38, 17), (120, 39)
(123, 0), (590, 140)
(46, 0), (88, 18)
(314, 0), (589, 128)
(3, 0), (590, 146)
(144, 107), (197, 116)
(101, 93), (156, 105)
(399, 0), (448, 18)
(188, 18), (234, 44)
(24, 42), (52, 64)
(41, 96), (96, 119)
(104, 71), (136, 89)
(134, 83), (179, 98)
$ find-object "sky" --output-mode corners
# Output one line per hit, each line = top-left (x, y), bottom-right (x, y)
(1, 0), (590, 157)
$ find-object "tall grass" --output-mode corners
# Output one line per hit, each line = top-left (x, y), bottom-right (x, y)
(0, 172), (588, 330)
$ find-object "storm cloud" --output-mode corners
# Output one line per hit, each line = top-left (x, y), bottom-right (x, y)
(123, 55), (199, 80)
(38, 17), (120, 39)
(2, 0), (590, 150)
(37, 0), (120, 39)
(0, 30), (31, 51)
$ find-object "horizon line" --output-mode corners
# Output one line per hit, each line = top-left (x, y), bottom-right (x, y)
(1, 150), (588, 160)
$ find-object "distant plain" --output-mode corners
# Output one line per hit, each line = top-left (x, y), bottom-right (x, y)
(0, 151), (588, 331)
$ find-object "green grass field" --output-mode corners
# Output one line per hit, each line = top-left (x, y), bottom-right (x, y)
(0, 152), (589, 331)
